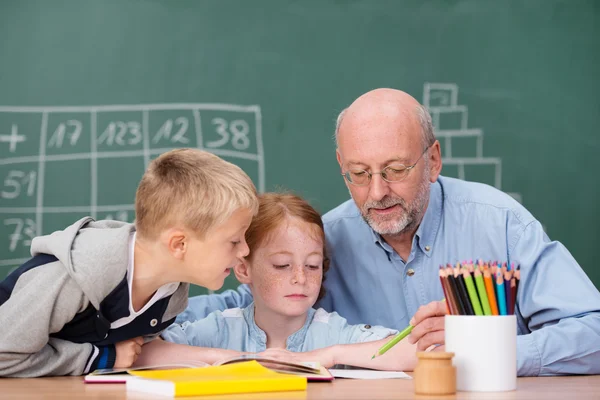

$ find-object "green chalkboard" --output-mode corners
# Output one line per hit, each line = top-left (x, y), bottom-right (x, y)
(1, 0), (599, 295)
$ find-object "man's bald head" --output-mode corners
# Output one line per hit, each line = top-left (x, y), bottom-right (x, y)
(334, 88), (435, 150)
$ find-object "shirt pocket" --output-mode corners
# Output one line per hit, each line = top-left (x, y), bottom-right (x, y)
(355, 324), (399, 343)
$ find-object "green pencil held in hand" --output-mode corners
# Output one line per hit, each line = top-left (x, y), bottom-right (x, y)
(370, 299), (446, 359)
(371, 325), (413, 359)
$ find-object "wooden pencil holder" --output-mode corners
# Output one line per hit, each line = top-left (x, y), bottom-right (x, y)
(413, 351), (456, 396)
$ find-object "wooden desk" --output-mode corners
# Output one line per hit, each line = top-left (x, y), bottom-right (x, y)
(2, 375), (600, 399)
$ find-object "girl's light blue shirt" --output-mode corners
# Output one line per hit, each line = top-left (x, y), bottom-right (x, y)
(163, 302), (397, 352)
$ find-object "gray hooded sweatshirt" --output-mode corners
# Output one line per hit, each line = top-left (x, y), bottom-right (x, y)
(0, 217), (189, 377)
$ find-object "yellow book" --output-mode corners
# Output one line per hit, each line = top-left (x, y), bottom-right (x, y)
(126, 360), (307, 397)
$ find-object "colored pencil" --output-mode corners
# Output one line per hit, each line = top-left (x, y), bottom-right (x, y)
(435, 260), (519, 315)
(438, 267), (455, 315)
(495, 270), (507, 315)
(510, 276), (517, 315)
(462, 268), (483, 316)
(504, 270), (513, 316)
(370, 298), (447, 359)
(490, 262), (497, 278)
(454, 265), (474, 315)
(466, 260), (474, 274)
(474, 267), (492, 315)
(445, 267), (460, 315)
(446, 265), (466, 315)
(483, 267), (499, 315)
(371, 324), (413, 359)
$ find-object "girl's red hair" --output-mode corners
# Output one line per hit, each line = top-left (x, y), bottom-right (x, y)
(245, 193), (330, 301)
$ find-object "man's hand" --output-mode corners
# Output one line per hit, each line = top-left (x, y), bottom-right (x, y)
(114, 336), (144, 369)
(407, 301), (447, 352)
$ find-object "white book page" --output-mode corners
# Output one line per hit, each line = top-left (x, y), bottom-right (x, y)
(329, 369), (411, 380)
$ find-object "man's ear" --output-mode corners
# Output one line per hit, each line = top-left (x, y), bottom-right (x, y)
(336, 148), (343, 170)
(337, 149), (352, 190)
(428, 140), (442, 183)
(234, 258), (252, 284)
(163, 228), (188, 260)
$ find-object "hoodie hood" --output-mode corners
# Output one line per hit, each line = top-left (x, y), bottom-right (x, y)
(30, 217), (134, 309)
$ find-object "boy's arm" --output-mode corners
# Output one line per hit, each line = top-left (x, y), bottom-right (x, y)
(0, 263), (109, 377)
(175, 284), (253, 324)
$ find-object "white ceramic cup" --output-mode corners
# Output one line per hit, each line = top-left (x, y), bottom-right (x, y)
(445, 315), (516, 392)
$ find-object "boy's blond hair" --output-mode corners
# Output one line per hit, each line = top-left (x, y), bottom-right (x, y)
(135, 148), (258, 239)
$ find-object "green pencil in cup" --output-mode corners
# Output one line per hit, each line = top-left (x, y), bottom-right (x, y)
(371, 299), (446, 359)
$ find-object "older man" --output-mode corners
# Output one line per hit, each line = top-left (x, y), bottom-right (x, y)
(180, 89), (600, 376)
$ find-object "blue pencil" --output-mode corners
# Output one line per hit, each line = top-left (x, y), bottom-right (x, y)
(495, 270), (507, 315)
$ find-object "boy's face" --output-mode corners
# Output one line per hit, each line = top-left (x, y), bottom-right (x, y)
(247, 217), (324, 318)
(185, 207), (253, 291)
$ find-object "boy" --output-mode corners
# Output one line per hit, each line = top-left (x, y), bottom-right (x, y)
(0, 149), (257, 377)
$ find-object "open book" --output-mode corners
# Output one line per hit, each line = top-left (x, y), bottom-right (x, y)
(215, 354), (333, 381)
(84, 361), (209, 383)
(85, 355), (333, 383)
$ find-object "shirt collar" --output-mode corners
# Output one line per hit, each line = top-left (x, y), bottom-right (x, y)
(243, 302), (316, 350)
(369, 226), (395, 254)
(243, 302), (267, 346)
(286, 307), (316, 349)
(367, 180), (443, 258)
(414, 179), (443, 258)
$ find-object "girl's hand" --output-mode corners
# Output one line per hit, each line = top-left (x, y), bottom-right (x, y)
(257, 347), (338, 368)
(256, 348), (299, 362)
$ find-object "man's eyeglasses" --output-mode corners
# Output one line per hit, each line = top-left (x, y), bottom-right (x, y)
(341, 146), (430, 186)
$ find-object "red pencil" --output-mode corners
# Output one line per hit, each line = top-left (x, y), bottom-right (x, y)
(504, 269), (514, 315)
(439, 267), (456, 315)
(510, 276), (517, 314)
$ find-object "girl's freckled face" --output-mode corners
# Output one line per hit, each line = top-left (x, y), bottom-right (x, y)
(248, 217), (324, 317)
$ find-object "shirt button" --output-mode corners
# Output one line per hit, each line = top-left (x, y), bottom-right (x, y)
(407, 269), (415, 277)
(150, 318), (158, 327)
(364, 325), (372, 329)
(425, 246), (431, 251)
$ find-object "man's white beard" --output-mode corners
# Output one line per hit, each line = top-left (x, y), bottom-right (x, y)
(354, 173), (431, 236)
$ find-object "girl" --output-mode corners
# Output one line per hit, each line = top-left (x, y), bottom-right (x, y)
(137, 193), (417, 370)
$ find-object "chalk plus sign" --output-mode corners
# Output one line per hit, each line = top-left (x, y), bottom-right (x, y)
(0, 124), (26, 152)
